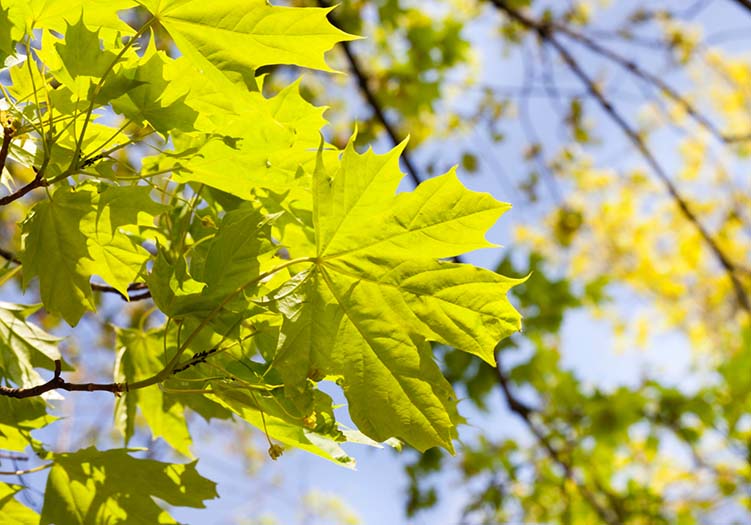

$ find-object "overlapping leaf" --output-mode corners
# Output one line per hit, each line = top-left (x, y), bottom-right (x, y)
(0, 483), (38, 525)
(1, 0), (135, 35)
(143, 78), (328, 201)
(21, 185), (164, 325)
(40, 447), (217, 525)
(114, 328), (192, 456)
(273, 140), (523, 452)
(0, 396), (54, 451)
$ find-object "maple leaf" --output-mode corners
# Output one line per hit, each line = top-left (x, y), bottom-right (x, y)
(272, 139), (523, 452)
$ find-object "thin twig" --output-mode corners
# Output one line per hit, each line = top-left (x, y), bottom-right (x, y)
(0, 168), (48, 206)
(489, 0), (751, 314)
(0, 463), (50, 476)
(0, 453), (28, 461)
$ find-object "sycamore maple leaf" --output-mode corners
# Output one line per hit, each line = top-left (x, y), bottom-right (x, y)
(272, 139), (523, 452)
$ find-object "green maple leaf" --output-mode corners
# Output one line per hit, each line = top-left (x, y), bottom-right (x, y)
(0, 303), (61, 387)
(2, 0), (136, 35)
(21, 185), (164, 325)
(143, 79), (327, 201)
(0, 483), (38, 525)
(40, 447), (217, 525)
(138, 0), (356, 77)
(111, 42), (198, 136)
(53, 17), (118, 80)
(272, 140), (523, 452)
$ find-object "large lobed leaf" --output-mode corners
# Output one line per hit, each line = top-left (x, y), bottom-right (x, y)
(273, 140), (523, 452)
(137, 0), (357, 76)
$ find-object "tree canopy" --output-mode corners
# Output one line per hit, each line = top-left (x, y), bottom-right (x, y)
(1, 1), (750, 524)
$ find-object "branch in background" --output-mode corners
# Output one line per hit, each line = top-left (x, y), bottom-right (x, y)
(553, 22), (751, 144)
(489, 0), (751, 314)
(0, 247), (151, 301)
(316, 0), (422, 189)
(0, 453), (28, 462)
(493, 350), (623, 525)
(731, 0), (751, 16)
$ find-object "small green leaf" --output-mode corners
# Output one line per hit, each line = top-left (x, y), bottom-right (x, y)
(0, 302), (61, 387)
(115, 328), (192, 456)
(21, 185), (163, 325)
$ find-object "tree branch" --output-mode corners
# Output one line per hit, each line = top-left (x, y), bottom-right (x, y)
(494, 350), (622, 525)
(0, 360), (127, 399)
(489, 0), (751, 314)
(0, 120), (13, 174)
(731, 0), (751, 15)
(0, 167), (49, 206)
(0, 463), (50, 476)
(316, 0), (422, 189)
(552, 22), (751, 144)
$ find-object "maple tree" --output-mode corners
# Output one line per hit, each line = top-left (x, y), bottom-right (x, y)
(287, 1), (751, 524)
(0, 0), (523, 522)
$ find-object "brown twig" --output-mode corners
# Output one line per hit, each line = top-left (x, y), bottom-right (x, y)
(0, 360), (127, 399)
(0, 168), (49, 206)
(489, 0), (751, 314)
(0, 246), (20, 264)
(0, 122), (13, 173)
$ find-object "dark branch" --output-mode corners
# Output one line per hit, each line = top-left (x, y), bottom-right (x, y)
(316, 0), (422, 189)
(0, 246), (20, 264)
(0, 360), (127, 399)
(494, 350), (622, 525)
(731, 0), (751, 15)
(0, 122), (13, 174)
(489, 0), (751, 314)
(0, 168), (49, 206)
(552, 22), (751, 144)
